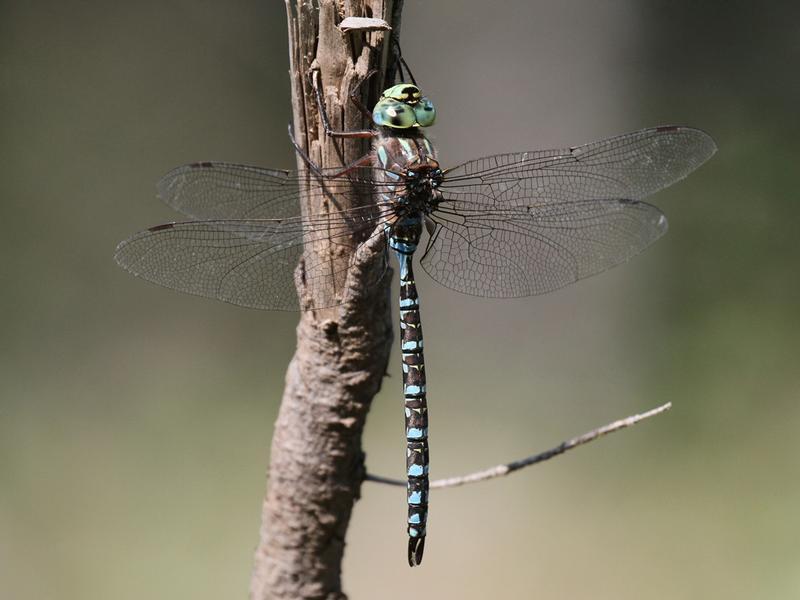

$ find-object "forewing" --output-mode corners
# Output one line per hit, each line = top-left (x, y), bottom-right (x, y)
(439, 126), (716, 207)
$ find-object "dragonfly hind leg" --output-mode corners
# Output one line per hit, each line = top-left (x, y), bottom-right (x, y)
(287, 122), (373, 179)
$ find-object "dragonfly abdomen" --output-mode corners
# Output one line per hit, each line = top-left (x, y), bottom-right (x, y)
(392, 240), (429, 567)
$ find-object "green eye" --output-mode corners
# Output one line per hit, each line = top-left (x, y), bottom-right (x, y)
(373, 98), (417, 129)
(413, 97), (436, 127)
(381, 83), (421, 103)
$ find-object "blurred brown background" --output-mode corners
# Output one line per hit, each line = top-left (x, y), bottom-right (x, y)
(2, 1), (798, 598)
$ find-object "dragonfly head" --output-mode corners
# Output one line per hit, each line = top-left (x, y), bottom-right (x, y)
(372, 83), (436, 129)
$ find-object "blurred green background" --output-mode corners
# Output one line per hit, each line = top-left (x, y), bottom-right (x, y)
(2, 1), (798, 598)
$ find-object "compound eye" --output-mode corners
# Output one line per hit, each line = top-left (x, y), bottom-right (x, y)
(372, 98), (417, 129)
(414, 97), (436, 127)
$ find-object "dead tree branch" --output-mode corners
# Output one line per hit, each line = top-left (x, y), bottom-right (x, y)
(249, 2), (401, 599)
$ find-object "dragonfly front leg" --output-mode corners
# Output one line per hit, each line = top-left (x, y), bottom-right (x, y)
(391, 37), (418, 86)
(311, 69), (378, 139)
(347, 68), (379, 121)
(287, 69), (378, 178)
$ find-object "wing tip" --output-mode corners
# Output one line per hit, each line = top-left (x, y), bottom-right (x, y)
(654, 124), (718, 159)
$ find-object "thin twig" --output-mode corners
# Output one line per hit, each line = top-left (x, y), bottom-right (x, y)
(365, 402), (672, 489)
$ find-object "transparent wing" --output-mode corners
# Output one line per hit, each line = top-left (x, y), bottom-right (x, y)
(158, 162), (396, 220)
(114, 206), (390, 311)
(422, 126), (716, 297)
(439, 126), (716, 205)
(423, 199), (667, 297)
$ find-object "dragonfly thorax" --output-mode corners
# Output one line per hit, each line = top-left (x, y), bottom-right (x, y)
(375, 126), (442, 217)
(399, 166), (443, 215)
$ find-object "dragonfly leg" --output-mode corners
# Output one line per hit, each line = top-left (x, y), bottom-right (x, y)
(288, 68), (378, 177)
(348, 68), (379, 120)
(288, 122), (373, 179)
(311, 69), (377, 139)
(391, 36), (417, 86)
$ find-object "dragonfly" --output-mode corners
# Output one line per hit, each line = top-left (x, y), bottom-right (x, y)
(115, 78), (716, 567)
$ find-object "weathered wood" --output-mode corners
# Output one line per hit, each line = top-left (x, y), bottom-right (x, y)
(249, 2), (401, 598)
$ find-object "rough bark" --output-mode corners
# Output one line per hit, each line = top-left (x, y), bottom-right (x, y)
(249, 2), (400, 599)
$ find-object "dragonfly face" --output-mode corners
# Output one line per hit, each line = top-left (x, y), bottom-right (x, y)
(372, 83), (437, 129)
